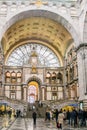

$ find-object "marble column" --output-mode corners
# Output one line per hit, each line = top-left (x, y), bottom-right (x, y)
(77, 44), (87, 100)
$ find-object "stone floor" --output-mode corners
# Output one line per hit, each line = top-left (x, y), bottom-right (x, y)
(0, 117), (87, 130)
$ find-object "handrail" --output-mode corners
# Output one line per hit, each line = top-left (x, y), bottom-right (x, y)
(42, 99), (78, 109)
(0, 96), (27, 106)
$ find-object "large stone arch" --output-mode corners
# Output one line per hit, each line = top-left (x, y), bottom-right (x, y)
(27, 76), (42, 87)
(0, 8), (80, 48)
(26, 76), (42, 101)
(0, 8), (81, 89)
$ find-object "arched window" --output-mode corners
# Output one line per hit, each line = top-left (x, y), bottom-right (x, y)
(52, 72), (56, 84)
(11, 71), (16, 83)
(17, 71), (22, 83)
(28, 85), (37, 103)
(29, 85), (36, 95)
(6, 71), (11, 77)
(17, 71), (21, 77)
(6, 43), (60, 67)
(46, 72), (51, 84)
(57, 72), (63, 83)
(52, 72), (56, 80)
(11, 71), (16, 77)
(46, 72), (51, 79)
(5, 71), (11, 82)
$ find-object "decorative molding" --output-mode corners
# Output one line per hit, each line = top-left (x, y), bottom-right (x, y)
(76, 43), (87, 52)
(27, 76), (42, 86)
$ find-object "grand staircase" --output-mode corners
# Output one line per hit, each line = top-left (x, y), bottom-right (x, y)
(25, 99), (78, 118)
(26, 102), (47, 118)
(42, 99), (79, 110)
(0, 96), (79, 118)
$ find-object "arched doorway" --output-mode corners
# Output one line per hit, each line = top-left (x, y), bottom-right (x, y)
(28, 81), (39, 103)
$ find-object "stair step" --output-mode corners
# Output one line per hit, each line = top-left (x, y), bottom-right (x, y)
(26, 102), (46, 118)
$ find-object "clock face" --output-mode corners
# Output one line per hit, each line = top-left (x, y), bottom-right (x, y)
(31, 57), (37, 64)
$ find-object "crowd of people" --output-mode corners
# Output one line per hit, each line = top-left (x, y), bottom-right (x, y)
(1, 104), (87, 129)
(0, 108), (23, 118)
(0, 109), (12, 118)
(45, 108), (87, 129)
(66, 108), (87, 127)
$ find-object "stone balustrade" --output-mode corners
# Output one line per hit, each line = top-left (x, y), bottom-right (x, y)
(42, 98), (78, 110)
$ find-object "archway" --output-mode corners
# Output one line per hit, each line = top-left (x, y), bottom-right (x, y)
(0, 9), (80, 44)
(0, 4), (81, 106)
(27, 80), (40, 103)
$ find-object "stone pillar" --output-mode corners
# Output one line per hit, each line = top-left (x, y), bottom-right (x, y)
(63, 58), (67, 99)
(23, 86), (27, 101)
(66, 87), (69, 99)
(0, 43), (4, 96)
(41, 86), (45, 101)
(77, 44), (87, 100)
(70, 87), (73, 99)
(38, 87), (40, 100)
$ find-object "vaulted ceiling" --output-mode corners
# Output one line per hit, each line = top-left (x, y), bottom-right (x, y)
(1, 17), (73, 66)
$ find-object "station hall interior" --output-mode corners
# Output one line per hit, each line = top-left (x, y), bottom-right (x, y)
(0, 0), (87, 129)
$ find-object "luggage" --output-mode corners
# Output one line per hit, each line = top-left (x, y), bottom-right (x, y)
(57, 122), (62, 129)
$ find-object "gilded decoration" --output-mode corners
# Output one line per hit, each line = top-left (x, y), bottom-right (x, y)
(2, 17), (72, 66)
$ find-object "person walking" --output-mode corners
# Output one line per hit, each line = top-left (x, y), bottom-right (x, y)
(32, 111), (37, 126)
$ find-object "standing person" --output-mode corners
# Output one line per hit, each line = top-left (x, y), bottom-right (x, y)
(73, 109), (78, 127)
(58, 109), (64, 129)
(45, 111), (48, 121)
(78, 109), (83, 127)
(66, 110), (71, 125)
(32, 111), (37, 126)
(55, 109), (59, 123)
(81, 109), (86, 127)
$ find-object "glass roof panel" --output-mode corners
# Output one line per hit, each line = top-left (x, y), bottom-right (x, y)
(6, 43), (60, 67)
